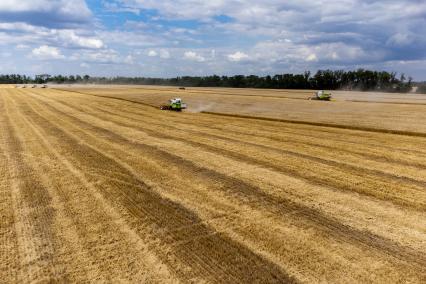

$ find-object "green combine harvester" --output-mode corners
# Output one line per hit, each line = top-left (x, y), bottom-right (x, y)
(160, 98), (187, 111)
(309, 90), (332, 101)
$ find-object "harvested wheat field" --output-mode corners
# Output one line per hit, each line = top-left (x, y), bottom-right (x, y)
(1, 86), (426, 283)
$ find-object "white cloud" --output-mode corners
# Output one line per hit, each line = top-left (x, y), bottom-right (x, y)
(228, 51), (249, 62)
(0, 22), (39, 32)
(0, 22), (103, 50)
(57, 30), (104, 49)
(0, 0), (92, 27)
(148, 50), (157, 57)
(184, 51), (205, 62)
(31, 45), (64, 59)
(147, 49), (170, 59)
(251, 40), (375, 65)
(306, 54), (318, 62)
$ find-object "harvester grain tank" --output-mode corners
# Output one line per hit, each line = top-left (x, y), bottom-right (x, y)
(160, 98), (187, 111)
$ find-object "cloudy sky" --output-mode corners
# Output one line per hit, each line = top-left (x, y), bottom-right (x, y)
(0, 0), (425, 79)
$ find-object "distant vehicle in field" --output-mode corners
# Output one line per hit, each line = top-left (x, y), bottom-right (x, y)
(309, 90), (332, 101)
(41, 85), (47, 88)
(160, 98), (187, 111)
(179, 87), (186, 90)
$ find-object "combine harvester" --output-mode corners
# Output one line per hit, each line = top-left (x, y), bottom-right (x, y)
(160, 98), (187, 111)
(309, 90), (332, 101)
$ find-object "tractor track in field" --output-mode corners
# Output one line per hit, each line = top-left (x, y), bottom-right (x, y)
(347, 99), (426, 106)
(54, 88), (159, 109)
(0, 100), (21, 283)
(18, 91), (426, 272)
(1, 95), (68, 283)
(201, 111), (426, 138)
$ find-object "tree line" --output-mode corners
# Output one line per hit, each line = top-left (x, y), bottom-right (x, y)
(0, 69), (423, 93)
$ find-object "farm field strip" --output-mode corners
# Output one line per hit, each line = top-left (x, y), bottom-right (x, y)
(59, 86), (426, 134)
(51, 88), (426, 156)
(1, 87), (425, 283)
(57, 85), (426, 104)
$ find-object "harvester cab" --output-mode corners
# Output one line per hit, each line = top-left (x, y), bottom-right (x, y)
(160, 98), (187, 111)
(309, 90), (332, 101)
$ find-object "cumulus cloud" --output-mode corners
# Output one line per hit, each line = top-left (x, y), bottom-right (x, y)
(148, 49), (171, 59)
(0, 0), (92, 28)
(31, 45), (64, 59)
(184, 51), (205, 62)
(57, 30), (104, 49)
(228, 51), (249, 62)
(148, 50), (157, 57)
(0, 22), (103, 50)
(306, 54), (318, 62)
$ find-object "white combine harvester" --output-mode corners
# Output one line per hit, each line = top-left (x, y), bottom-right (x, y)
(309, 90), (332, 101)
(160, 98), (187, 111)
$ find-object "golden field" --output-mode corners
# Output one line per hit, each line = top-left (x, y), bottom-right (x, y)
(1, 86), (425, 283)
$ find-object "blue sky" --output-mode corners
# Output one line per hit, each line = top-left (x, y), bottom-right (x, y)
(0, 0), (425, 79)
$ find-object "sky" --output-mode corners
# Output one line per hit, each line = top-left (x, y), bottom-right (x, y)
(0, 0), (425, 79)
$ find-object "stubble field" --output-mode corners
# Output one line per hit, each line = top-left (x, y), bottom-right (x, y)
(1, 86), (425, 283)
